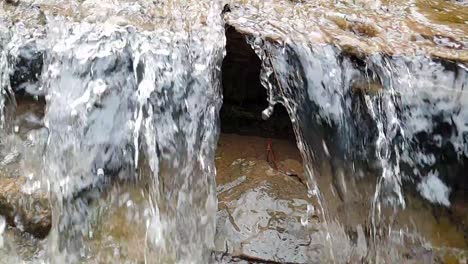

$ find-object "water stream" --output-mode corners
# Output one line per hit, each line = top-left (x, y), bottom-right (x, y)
(0, 0), (467, 263)
(246, 36), (468, 261)
(1, 0), (225, 262)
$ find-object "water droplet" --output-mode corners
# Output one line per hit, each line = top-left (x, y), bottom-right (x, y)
(261, 105), (274, 120)
(0, 215), (4, 248)
(0, 215), (5, 234)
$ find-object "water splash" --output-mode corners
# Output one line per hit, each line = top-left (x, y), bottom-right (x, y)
(243, 17), (467, 261)
(0, 0), (466, 262)
(0, 41), (15, 131)
(1, 0), (226, 262)
(41, 11), (224, 264)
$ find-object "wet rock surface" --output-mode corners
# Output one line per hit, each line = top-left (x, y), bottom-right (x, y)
(0, 0), (467, 262)
(2, 0), (467, 198)
(0, 176), (50, 239)
(215, 160), (314, 263)
(214, 134), (321, 263)
(213, 134), (468, 263)
(0, 133), (467, 262)
(224, 0), (468, 62)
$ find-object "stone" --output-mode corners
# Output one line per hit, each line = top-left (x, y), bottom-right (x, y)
(223, 1), (468, 62)
(4, 0), (19, 6)
(214, 157), (327, 263)
(0, 177), (51, 238)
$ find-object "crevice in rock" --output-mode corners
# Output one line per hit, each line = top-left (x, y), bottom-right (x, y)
(215, 27), (312, 263)
(220, 26), (295, 141)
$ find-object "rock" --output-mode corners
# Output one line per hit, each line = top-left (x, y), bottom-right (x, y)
(450, 192), (468, 239)
(0, 177), (51, 238)
(4, 0), (19, 6)
(224, 1), (468, 62)
(215, 157), (329, 263)
(222, 27), (263, 105)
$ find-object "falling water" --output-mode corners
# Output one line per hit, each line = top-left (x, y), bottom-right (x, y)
(244, 22), (467, 264)
(1, 0), (225, 262)
(227, 0), (468, 261)
(42, 6), (225, 264)
(0, 37), (14, 131)
(0, 0), (467, 263)
(0, 51), (8, 129)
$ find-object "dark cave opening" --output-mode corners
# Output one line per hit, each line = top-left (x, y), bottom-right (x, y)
(220, 26), (295, 141)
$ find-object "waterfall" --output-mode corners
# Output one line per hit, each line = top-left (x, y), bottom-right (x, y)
(246, 34), (468, 261)
(0, 38), (14, 131)
(42, 9), (225, 264)
(0, 50), (8, 130)
(0, 0), (466, 262)
(0, 0), (225, 262)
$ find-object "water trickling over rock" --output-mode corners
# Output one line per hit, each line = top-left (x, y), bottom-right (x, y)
(1, 0), (225, 262)
(225, 0), (467, 261)
(0, 0), (467, 263)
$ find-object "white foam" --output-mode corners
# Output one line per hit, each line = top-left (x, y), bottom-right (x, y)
(0, 215), (5, 248)
(417, 171), (451, 207)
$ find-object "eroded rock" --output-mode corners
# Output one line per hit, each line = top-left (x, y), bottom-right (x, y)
(214, 134), (468, 263)
(0, 177), (50, 238)
(4, 0), (20, 7)
(215, 156), (325, 263)
(224, 0), (468, 62)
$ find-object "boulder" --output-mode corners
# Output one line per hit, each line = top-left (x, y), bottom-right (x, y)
(0, 176), (50, 238)
(215, 158), (322, 263)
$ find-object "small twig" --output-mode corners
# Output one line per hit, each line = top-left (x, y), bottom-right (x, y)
(220, 203), (241, 233)
(232, 253), (299, 264)
(266, 138), (307, 187)
(213, 250), (303, 264)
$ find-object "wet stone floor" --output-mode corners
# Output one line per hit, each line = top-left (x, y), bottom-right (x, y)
(0, 133), (467, 263)
(213, 134), (468, 263)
